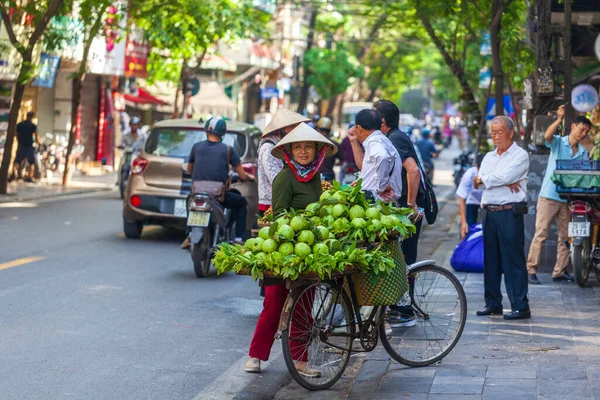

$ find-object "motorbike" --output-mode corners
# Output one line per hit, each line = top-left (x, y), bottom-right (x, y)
(567, 197), (600, 287)
(117, 147), (135, 199)
(339, 163), (359, 185)
(186, 173), (241, 278)
(453, 151), (473, 187)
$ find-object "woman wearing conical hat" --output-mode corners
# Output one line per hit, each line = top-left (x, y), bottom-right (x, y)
(257, 109), (310, 215)
(246, 123), (337, 377)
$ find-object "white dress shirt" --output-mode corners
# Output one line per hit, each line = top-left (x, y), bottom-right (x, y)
(360, 130), (403, 200)
(479, 142), (529, 206)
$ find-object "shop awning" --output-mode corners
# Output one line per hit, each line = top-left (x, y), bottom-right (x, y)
(124, 88), (169, 105)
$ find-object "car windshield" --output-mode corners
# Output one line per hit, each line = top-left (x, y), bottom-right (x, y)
(145, 128), (247, 160)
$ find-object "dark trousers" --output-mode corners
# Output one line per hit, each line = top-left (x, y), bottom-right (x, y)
(399, 195), (425, 265)
(466, 204), (479, 226)
(223, 190), (247, 238)
(482, 209), (529, 311)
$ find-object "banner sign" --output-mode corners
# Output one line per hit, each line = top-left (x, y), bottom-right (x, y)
(32, 53), (61, 88)
(571, 84), (599, 113)
(124, 23), (150, 78)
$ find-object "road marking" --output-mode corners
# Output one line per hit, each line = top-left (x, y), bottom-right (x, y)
(0, 256), (44, 271)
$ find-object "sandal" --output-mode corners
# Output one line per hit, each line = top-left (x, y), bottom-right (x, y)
(295, 361), (321, 378)
(244, 357), (261, 373)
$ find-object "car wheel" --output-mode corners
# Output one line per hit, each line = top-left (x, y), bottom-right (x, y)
(123, 219), (143, 239)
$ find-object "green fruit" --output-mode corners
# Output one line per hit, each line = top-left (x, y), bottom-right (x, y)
(381, 215), (395, 230)
(279, 242), (294, 256)
(298, 230), (315, 245)
(251, 237), (265, 253)
(322, 215), (335, 227)
(290, 215), (309, 232)
(258, 227), (271, 240)
(332, 204), (348, 218)
(315, 225), (330, 239)
(276, 216), (290, 226)
(351, 217), (367, 228)
(306, 202), (320, 214)
(332, 191), (347, 204)
(371, 219), (383, 231)
(365, 207), (381, 220)
(310, 216), (321, 226)
(349, 205), (366, 220)
(244, 238), (255, 250)
(295, 242), (312, 259)
(262, 239), (278, 253)
(255, 252), (267, 262)
(313, 243), (329, 256)
(278, 224), (295, 241)
(329, 239), (342, 253)
(320, 191), (333, 202)
(333, 218), (348, 232)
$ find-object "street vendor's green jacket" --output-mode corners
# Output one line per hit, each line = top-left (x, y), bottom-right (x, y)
(272, 166), (322, 214)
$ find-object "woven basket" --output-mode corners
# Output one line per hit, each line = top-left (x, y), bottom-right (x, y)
(346, 240), (408, 306)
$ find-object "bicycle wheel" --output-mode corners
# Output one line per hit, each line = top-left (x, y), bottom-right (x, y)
(380, 263), (467, 367)
(282, 281), (354, 390)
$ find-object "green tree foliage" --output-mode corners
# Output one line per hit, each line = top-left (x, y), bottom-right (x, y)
(304, 46), (364, 100)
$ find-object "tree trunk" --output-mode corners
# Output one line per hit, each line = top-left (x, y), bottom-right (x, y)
(297, 7), (318, 114)
(62, 74), (83, 186)
(0, 81), (26, 194)
(420, 17), (481, 121)
(491, 0), (504, 117)
(325, 97), (337, 118)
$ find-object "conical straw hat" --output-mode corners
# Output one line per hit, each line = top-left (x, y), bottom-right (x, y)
(271, 123), (338, 160)
(262, 109), (311, 137)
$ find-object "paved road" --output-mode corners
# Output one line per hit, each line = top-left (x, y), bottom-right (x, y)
(0, 192), (261, 400)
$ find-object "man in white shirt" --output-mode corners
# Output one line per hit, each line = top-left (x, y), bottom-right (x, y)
(348, 109), (402, 202)
(474, 116), (531, 321)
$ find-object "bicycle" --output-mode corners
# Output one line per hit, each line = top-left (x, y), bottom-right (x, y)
(274, 260), (467, 391)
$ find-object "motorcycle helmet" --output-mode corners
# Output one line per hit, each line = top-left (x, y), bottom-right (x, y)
(204, 117), (227, 137)
(130, 116), (141, 125)
(317, 117), (333, 131)
(312, 114), (320, 123)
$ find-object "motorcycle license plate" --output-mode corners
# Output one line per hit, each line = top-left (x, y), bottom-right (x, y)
(187, 211), (210, 227)
(568, 222), (590, 237)
(174, 199), (187, 217)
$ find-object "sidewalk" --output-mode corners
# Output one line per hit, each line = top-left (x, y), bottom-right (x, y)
(0, 171), (117, 203)
(274, 191), (600, 400)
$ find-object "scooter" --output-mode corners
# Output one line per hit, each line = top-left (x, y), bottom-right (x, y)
(117, 147), (135, 199)
(567, 198), (600, 287)
(186, 173), (241, 278)
(339, 163), (359, 185)
(453, 152), (473, 187)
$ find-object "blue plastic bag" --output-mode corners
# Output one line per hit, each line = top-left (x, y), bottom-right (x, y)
(450, 223), (484, 273)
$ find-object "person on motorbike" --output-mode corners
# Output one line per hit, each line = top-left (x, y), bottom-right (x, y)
(316, 117), (344, 181)
(415, 129), (438, 182)
(120, 116), (147, 157)
(526, 105), (592, 285)
(245, 122), (337, 376)
(183, 117), (255, 248)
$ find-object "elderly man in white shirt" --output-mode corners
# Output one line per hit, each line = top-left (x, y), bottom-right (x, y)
(474, 115), (531, 321)
(347, 109), (402, 202)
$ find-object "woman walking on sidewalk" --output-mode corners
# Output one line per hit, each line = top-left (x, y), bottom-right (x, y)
(245, 123), (337, 376)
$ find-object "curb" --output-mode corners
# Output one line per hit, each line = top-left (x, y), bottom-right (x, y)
(0, 186), (114, 204)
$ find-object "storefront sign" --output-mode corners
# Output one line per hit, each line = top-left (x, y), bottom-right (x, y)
(32, 53), (61, 88)
(479, 66), (491, 89)
(88, 2), (127, 76)
(571, 84), (599, 113)
(124, 23), (150, 78)
(260, 87), (279, 99)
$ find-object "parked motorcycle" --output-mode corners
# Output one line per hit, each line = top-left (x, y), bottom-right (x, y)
(453, 151), (473, 187)
(186, 173), (241, 278)
(567, 198), (600, 287)
(117, 146), (135, 199)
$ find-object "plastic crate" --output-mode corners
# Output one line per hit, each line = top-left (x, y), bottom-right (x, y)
(556, 160), (600, 171)
(556, 185), (600, 194)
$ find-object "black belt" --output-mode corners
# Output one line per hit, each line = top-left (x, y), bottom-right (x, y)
(484, 204), (514, 212)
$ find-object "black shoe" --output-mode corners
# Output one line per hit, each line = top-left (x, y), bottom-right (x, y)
(528, 274), (541, 284)
(503, 309), (531, 320)
(476, 306), (503, 316)
(553, 272), (574, 283)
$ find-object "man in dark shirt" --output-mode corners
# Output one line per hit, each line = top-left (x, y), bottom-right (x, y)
(186, 117), (255, 243)
(415, 129), (439, 181)
(373, 100), (424, 265)
(12, 111), (40, 182)
(316, 117), (343, 181)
